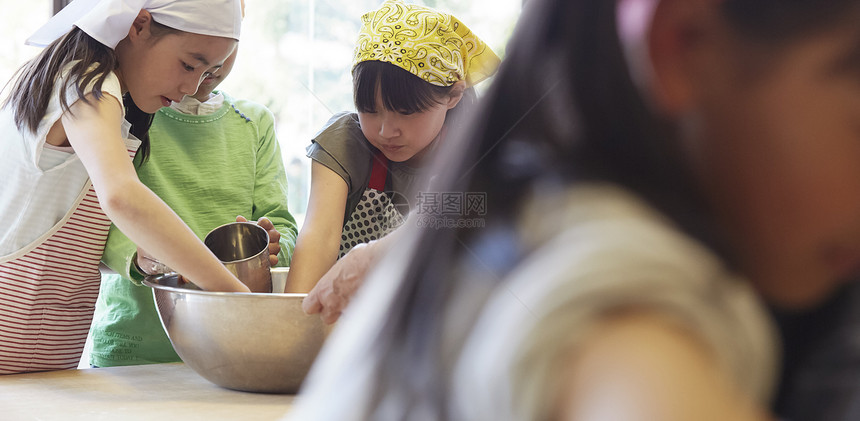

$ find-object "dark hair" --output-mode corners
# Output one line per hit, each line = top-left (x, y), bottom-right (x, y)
(722, 1), (860, 42)
(353, 60), (454, 114)
(3, 27), (116, 135)
(123, 93), (155, 164)
(2, 20), (181, 165)
(353, 60), (476, 118)
(359, 0), (860, 418)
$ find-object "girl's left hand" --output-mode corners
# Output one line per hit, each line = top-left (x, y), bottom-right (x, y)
(236, 215), (281, 266)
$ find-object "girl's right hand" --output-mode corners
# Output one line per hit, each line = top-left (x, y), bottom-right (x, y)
(136, 247), (173, 276)
(135, 247), (249, 292)
(302, 241), (376, 324)
(301, 216), (404, 323)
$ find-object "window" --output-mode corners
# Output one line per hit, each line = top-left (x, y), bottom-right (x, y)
(0, 1), (52, 86)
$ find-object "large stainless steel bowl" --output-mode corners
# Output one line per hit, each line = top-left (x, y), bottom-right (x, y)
(143, 267), (329, 393)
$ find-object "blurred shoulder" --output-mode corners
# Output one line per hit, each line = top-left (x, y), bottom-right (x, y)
(451, 183), (777, 419)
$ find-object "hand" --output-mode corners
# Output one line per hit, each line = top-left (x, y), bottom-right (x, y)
(236, 215), (281, 266)
(302, 241), (375, 324)
(136, 247), (174, 275)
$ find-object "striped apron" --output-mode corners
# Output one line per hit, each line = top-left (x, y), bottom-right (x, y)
(0, 142), (138, 374)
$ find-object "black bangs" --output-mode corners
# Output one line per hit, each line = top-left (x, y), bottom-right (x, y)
(353, 60), (452, 114)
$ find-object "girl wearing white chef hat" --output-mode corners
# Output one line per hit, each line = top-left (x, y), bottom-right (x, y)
(0, 0), (250, 375)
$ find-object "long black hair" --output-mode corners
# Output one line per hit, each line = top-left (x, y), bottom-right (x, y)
(3, 27), (117, 135)
(2, 20), (181, 165)
(359, 0), (860, 418)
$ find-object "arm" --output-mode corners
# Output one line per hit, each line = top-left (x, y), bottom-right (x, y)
(554, 311), (768, 421)
(248, 106), (298, 266)
(63, 93), (248, 292)
(100, 222), (142, 281)
(288, 161), (349, 293)
(302, 220), (403, 323)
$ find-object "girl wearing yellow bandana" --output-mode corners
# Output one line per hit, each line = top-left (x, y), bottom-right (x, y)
(289, 0), (499, 293)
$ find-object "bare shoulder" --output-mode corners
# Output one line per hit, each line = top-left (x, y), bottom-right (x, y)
(553, 311), (769, 421)
(64, 91), (123, 124)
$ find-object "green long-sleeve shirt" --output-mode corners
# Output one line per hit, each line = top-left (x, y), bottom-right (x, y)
(90, 92), (298, 367)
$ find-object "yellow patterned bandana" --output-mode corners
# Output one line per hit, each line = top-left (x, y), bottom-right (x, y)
(353, 0), (500, 87)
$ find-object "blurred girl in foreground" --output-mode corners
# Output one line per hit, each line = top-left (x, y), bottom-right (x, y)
(291, 0), (860, 419)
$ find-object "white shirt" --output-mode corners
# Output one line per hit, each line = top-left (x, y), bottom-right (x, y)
(169, 92), (224, 116)
(0, 68), (139, 259)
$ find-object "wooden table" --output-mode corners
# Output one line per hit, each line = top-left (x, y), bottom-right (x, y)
(0, 363), (293, 420)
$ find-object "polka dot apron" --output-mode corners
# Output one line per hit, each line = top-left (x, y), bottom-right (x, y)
(339, 151), (405, 258)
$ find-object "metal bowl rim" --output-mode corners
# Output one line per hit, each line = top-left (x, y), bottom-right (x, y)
(143, 278), (307, 299)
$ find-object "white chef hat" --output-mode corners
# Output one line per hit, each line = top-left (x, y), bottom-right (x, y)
(26, 0), (242, 49)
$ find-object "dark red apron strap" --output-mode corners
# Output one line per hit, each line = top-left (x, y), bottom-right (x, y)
(368, 150), (389, 191)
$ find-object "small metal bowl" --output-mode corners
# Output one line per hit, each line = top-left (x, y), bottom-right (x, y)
(204, 221), (272, 293)
(144, 268), (329, 393)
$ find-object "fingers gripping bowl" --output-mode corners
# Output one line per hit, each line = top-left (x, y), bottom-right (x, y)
(143, 268), (330, 393)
